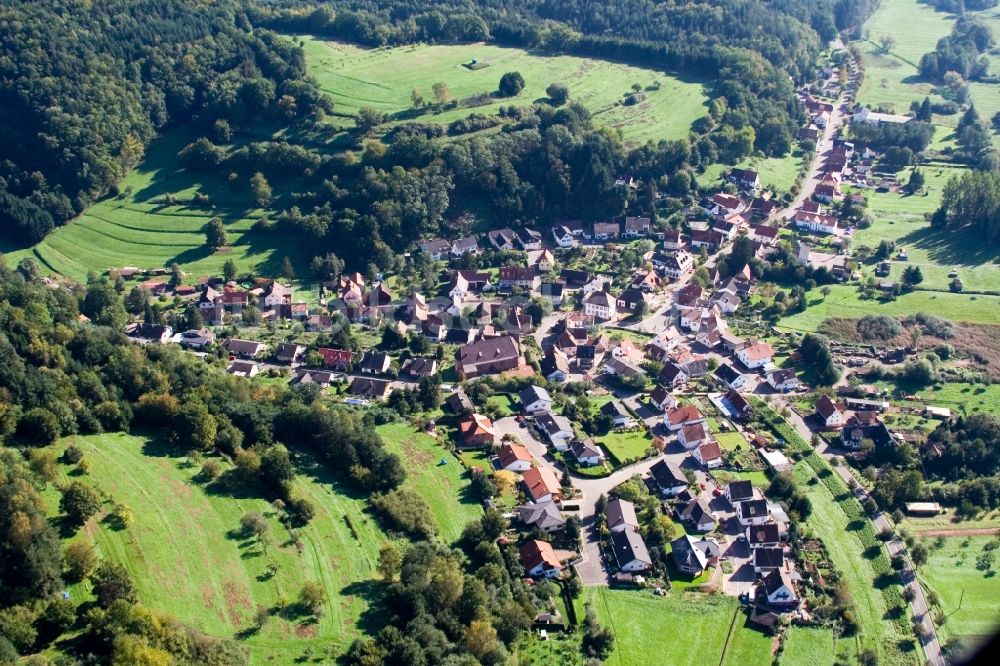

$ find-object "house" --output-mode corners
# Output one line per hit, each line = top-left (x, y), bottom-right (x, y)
(420, 238), (451, 260)
(450, 236), (479, 256)
(358, 351), (391, 375)
(305, 315), (333, 332)
(793, 209), (839, 234)
(518, 502), (566, 533)
(275, 342), (306, 364)
(749, 198), (777, 220)
(317, 347), (353, 370)
(761, 569), (799, 609)
(223, 338), (267, 358)
(519, 540), (562, 579)
(753, 548), (784, 574)
(661, 252), (694, 280)
(455, 336), (521, 379)
(852, 106), (911, 125)
(649, 460), (688, 497)
(522, 466), (562, 503)
(541, 347), (571, 383)
(535, 412), (575, 449)
(457, 413), (497, 448)
(671, 534), (710, 575)
(348, 377), (392, 400)
(616, 288), (649, 314)
(767, 368), (800, 392)
(606, 499), (640, 533)
(499, 267), (539, 291)
(227, 360), (259, 377)
(725, 480), (754, 504)
(737, 500), (771, 527)
(751, 224), (780, 246)
(663, 229), (683, 250)
(177, 328), (215, 349)
(498, 443), (534, 472)
(714, 363), (748, 390)
(291, 369), (336, 387)
(570, 438), (606, 466)
(262, 282), (292, 308)
(815, 395), (847, 429)
(582, 275), (613, 295)
(624, 216), (651, 237)
(445, 391), (474, 415)
(690, 228), (727, 251)
(401, 357), (438, 378)
(730, 168), (761, 193)
(678, 498), (716, 532)
(602, 356), (645, 381)
(710, 289), (741, 315)
(724, 389), (754, 421)
(736, 341), (774, 370)
(583, 290), (615, 321)
(658, 362), (689, 388)
(488, 228), (518, 250)
(694, 441), (723, 469)
(515, 228), (543, 250)
(519, 385), (553, 414)
(841, 420), (895, 450)
(528, 249), (556, 272)
(665, 404), (705, 432)
(705, 193), (746, 218)
(629, 268), (659, 292)
(551, 225), (578, 248)
(592, 221), (621, 240)
(541, 281), (564, 305)
(610, 529), (652, 572)
(678, 423), (710, 450)
(745, 523), (780, 547)
(813, 183), (839, 203)
(128, 323), (173, 344)
(600, 401), (632, 427)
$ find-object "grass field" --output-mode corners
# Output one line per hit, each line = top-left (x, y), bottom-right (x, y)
(716, 431), (748, 452)
(855, 0), (955, 117)
(4, 128), (310, 282)
(301, 38), (709, 146)
(596, 429), (652, 463)
(376, 423), (482, 543)
(780, 626), (837, 666)
(723, 615), (775, 665)
(967, 7), (1000, 126)
(591, 588), (738, 666)
(50, 432), (388, 663)
(702, 151), (806, 195)
(919, 536), (1000, 651)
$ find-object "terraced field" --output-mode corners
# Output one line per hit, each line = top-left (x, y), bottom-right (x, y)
(302, 38), (709, 146)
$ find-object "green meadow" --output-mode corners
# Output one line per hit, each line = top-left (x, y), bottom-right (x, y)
(779, 626), (837, 666)
(301, 38), (709, 146)
(48, 433), (391, 664)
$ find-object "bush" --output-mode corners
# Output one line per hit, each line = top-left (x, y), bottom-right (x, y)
(857, 315), (902, 341)
(370, 488), (436, 539)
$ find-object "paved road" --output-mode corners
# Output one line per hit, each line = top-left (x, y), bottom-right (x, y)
(771, 396), (944, 666)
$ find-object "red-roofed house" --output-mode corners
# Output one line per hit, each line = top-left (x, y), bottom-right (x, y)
(815, 395), (847, 429)
(457, 414), (497, 448)
(695, 441), (724, 469)
(736, 341), (774, 370)
(317, 347), (353, 370)
(522, 466), (562, 503)
(519, 539), (562, 578)
(497, 443), (534, 471)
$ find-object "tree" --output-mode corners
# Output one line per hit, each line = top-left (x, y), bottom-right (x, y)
(250, 172), (272, 208)
(64, 540), (97, 582)
(464, 619), (499, 660)
(299, 581), (327, 613)
(546, 82), (570, 105)
(798, 334), (841, 386)
(902, 265), (923, 286)
(498, 71), (525, 97)
(820, 285), (832, 299)
(432, 82), (450, 105)
(410, 87), (424, 108)
(59, 481), (101, 528)
(124, 286), (147, 314)
(582, 603), (615, 659)
(377, 543), (402, 582)
(204, 217), (228, 250)
(907, 168), (926, 194)
(91, 561), (137, 608)
(240, 512), (269, 542)
(223, 258), (238, 282)
(880, 34), (897, 53)
(281, 256), (295, 280)
(356, 107), (386, 134)
(494, 470), (517, 495)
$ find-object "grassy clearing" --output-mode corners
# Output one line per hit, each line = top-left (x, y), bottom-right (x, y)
(901, 508), (1000, 534)
(301, 38), (709, 146)
(881, 381), (1000, 418)
(50, 432), (386, 664)
(716, 431), (748, 452)
(701, 151), (806, 195)
(591, 588), (737, 666)
(517, 631), (584, 665)
(779, 626), (837, 666)
(919, 536), (1000, 650)
(722, 615), (774, 666)
(854, 0), (954, 116)
(376, 423), (482, 543)
(596, 429), (652, 465)
(778, 285), (1000, 332)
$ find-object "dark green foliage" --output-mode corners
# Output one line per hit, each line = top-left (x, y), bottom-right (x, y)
(919, 17), (993, 81)
(932, 169), (1000, 243)
(857, 314), (902, 341)
(498, 71), (525, 97)
(370, 489), (437, 539)
(798, 333), (841, 386)
(91, 562), (138, 609)
(59, 481), (102, 528)
(850, 120), (934, 154)
(546, 82), (570, 105)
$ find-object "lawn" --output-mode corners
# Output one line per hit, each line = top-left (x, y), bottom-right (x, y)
(716, 431), (748, 452)
(880, 381), (1000, 418)
(301, 38), (709, 147)
(517, 631), (584, 666)
(854, 0), (955, 117)
(486, 393), (518, 417)
(702, 151), (806, 195)
(376, 423), (482, 543)
(6, 127), (311, 282)
(919, 536), (1000, 651)
(50, 432), (388, 663)
(596, 429), (653, 465)
(722, 615), (774, 666)
(590, 588), (738, 666)
(901, 508), (1000, 534)
(778, 285), (1000, 332)
(780, 626), (837, 666)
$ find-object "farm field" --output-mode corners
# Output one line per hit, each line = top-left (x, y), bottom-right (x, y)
(778, 285), (1000, 332)
(5, 129), (310, 282)
(48, 432), (388, 664)
(779, 626), (837, 666)
(854, 0), (954, 117)
(918, 536), (1000, 651)
(301, 38), (709, 146)
(376, 423), (482, 543)
(792, 462), (903, 664)
(590, 588), (738, 666)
